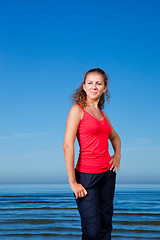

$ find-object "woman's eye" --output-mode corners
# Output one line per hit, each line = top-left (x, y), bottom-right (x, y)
(97, 83), (101, 85)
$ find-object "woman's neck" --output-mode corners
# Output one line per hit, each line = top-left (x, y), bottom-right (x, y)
(85, 99), (99, 109)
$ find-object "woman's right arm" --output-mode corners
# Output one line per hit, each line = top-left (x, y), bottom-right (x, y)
(63, 104), (87, 199)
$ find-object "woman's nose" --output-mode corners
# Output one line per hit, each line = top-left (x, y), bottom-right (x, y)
(92, 84), (97, 89)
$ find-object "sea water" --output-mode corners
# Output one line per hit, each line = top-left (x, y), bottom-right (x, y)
(0, 183), (160, 240)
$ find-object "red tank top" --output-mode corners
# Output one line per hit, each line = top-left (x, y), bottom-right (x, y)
(75, 103), (112, 174)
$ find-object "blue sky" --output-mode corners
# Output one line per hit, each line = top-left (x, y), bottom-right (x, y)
(0, 0), (160, 184)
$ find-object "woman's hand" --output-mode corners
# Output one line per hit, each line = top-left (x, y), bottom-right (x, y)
(70, 181), (88, 199)
(109, 153), (121, 172)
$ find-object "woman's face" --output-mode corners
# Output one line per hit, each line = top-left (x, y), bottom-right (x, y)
(83, 72), (107, 100)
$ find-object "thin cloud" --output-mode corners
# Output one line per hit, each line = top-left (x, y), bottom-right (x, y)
(123, 145), (160, 151)
(0, 132), (55, 140)
(0, 147), (63, 161)
(137, 137), (150, 143)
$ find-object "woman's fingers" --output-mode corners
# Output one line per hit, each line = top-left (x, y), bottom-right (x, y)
(83, 188), (88, 195)
(74, 192), (78, 199)
(77, 187), (87, 199)
(72, 183), (88, 199)
(78, 191), (83, 198)
(113, 165), (117, 172)
(109, 154), (121, 172)
(110, 162), (119, 172)
(109, 159), (120, 172)
(117, 165), (120, 172)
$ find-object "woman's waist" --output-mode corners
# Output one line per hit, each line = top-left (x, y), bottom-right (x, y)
(76, 154), (112, 174)
(79, 149), (110, 157)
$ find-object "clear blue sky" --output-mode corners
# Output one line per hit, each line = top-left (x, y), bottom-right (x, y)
(0, 0), (160, 184)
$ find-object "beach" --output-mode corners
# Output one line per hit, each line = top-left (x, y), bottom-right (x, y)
(0, 183), (160, 239)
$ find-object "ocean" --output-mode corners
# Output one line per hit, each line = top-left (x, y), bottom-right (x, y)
(0, 183), (160, 240)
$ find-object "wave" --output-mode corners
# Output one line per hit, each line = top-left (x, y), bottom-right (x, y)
(0, 184), (160, 240)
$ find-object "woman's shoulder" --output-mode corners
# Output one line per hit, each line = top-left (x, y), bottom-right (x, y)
(71, 103), (83, 111)
(69, 104), (83, 115)
(69, 104), (83, 120)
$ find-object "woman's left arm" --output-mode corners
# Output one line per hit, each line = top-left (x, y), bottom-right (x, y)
(103, 112), (121, 172)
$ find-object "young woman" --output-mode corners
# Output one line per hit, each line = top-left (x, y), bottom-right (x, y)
(63, 68), (121, 240)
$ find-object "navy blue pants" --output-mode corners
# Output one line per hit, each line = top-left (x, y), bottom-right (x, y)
(75, 169), (116, 240)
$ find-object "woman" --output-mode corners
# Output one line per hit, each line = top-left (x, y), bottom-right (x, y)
(63, 68), (121, 240)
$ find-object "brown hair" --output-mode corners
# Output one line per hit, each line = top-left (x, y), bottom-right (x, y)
(72, 68), (110, 110)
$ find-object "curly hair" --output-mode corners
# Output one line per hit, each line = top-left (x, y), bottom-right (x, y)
(72, 68), (110, 110)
